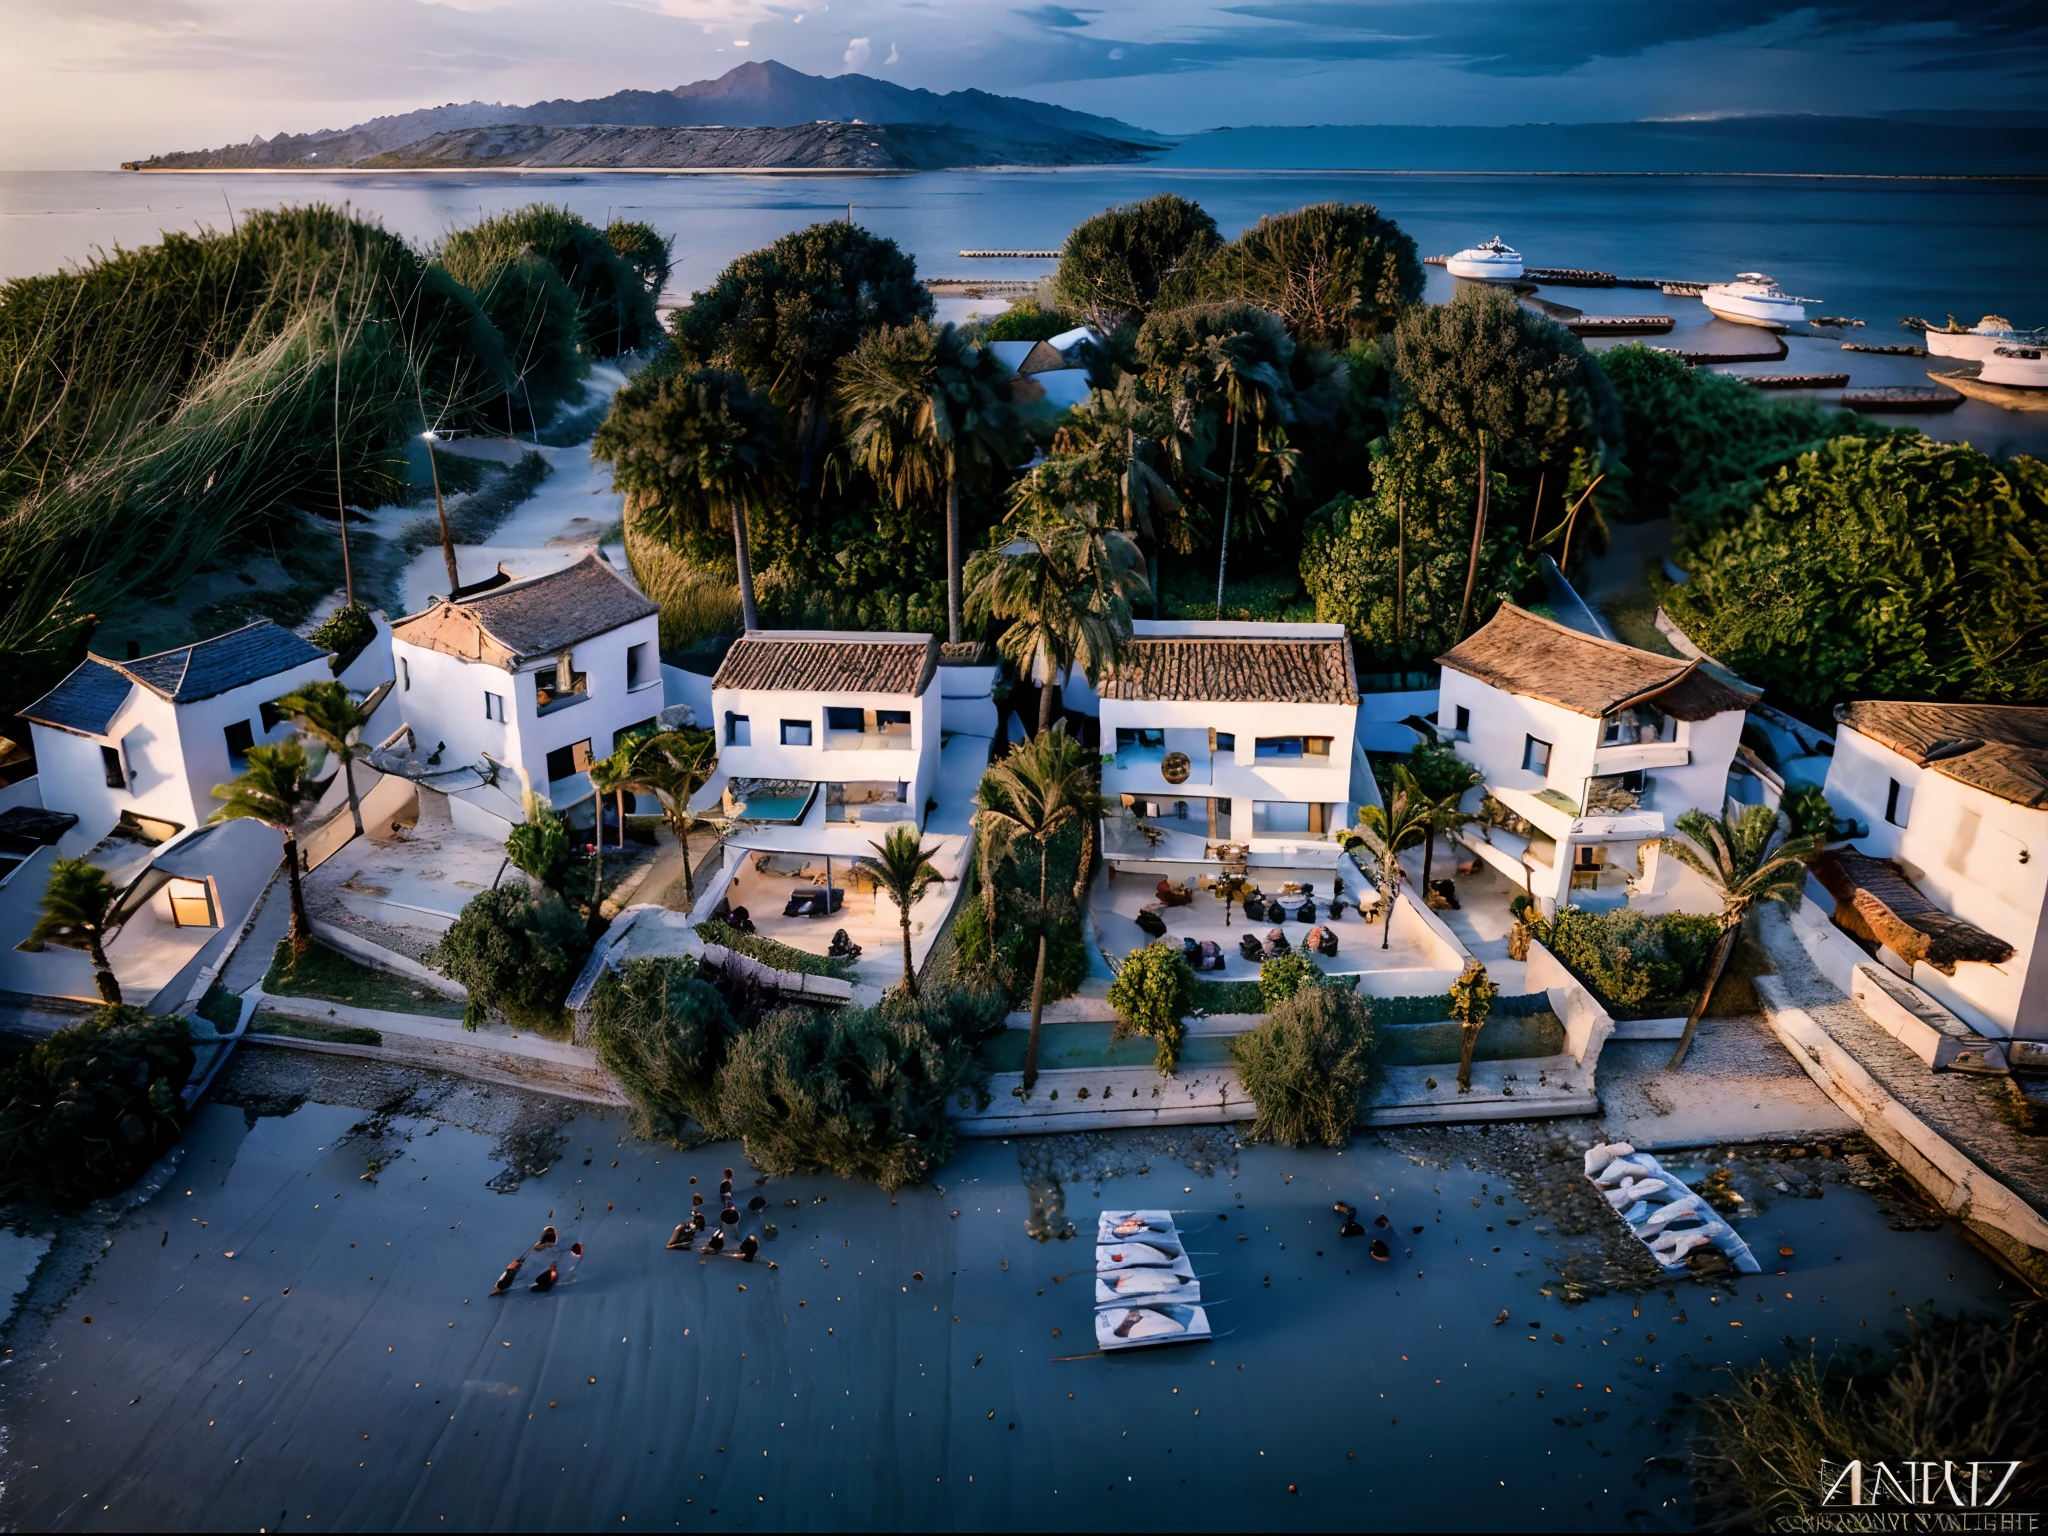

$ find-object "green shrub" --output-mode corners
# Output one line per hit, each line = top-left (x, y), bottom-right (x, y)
(504, 807), (572, 891)
(1107, 943), (1194, 1074)
(1526, 906), (1720, 1019)
(308, 603), (377, 673)
(1230, 986), (1378, 1148)
(694, 920), (853, 980)
(432, 885), (591, 1032)
(252, 1016), (382, 1046)
(1258, 952), (1325, 1010)
(586, 956), (736, 1142)
(1781, 783), (1838, 841)
(716, 991), (994, 1191)
(1192, 976), (1265, 1014)
(0, 1005), (195, 1201)
(951, 891), (1089, 1004)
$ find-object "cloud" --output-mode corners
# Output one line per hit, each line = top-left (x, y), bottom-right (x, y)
(843, 34), (870, 66)
(884, 41), (898, 63)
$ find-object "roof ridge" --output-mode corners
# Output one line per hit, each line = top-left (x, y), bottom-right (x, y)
(1488, 602), (1687, 671)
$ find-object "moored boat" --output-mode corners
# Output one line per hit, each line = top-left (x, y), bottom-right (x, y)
(1921, 315), (2046, 361)
(1095, 1303), (1213, 1352)
(1701, 273), (1812, 329)
(1095, 1270), (1202, 1308)
(1445, 237), (1523, 281)
(1979, 345), (2048, 390)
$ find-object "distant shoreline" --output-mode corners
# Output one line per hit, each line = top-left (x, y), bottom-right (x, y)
(121, 164), (2048, 181)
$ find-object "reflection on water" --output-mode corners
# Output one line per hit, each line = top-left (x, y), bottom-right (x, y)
(0, 1078), (2020, 1532)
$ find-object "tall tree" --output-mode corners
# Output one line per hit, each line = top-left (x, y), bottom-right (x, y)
(1661, 806), (1822, 1069)
(1449, 959), (1498, 1094)
(976, 725), (1100, 1091)
(594, 367), (786, 632)
(858, 824), (946, 998)
(29, 856), (124, 1004)
(1037, 377), (1198, 616)
(211, 740), (316, 962)
(670, 222), (931, 490)
(274, 679), (371, 839)
(1351, 790), (1431, 950)
(837, 320), (1028, 644)
(1392, 758), (1481, 894)
(1201, 202), (1424, 348)
(620, 728), (720, 904)
(1054, 195), (1220, 332)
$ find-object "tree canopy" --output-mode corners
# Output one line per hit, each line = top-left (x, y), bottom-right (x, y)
(1199, 202), (1424, 348)
(1053, 194), (1221, 330)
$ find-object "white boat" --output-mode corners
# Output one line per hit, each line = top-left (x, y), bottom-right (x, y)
(1701, 273), (1813, 330)
(1098, 1210), (1176, 1243)
(1095, 1240), (1191, 1275)
(1095, 1303), (1213, 1352)
(1095, 1272), (1202, 1308)
(1980, 345), (2048, 389)
(1584, 1141), (1761, 1276)
(1444, 237), (1523, 281)
(1923, 316), (2046, 361)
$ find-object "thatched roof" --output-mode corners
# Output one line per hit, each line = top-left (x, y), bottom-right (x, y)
(713, 631), (937, 697)
(1835, 701), (2048, 810)
(1099, 637), (1359, 705)
(1437, 604), (1757, 720)
(1811, 847), (2015, 975)
(393, 554), (657, 669)
(939, 640), (994, 667)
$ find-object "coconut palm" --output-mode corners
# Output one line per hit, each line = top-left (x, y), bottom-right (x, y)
(274, 680), (371, 839)
(29, 856), (124, 1004)
(965, 501), (1147, 733)
(592, 366), (785, 632)
(970, 788), (1020, 963)
(1201, 325), (1297, 617)
(1041, 378), (1199, 617)
(584, 744), (645, 915)
(620, 728), (720, 904)
(1661, 805), (1824, 1069)
(976, 724), (1101, 1090)
(837, 320), (1027, 645)
(858, 824), (947, 998)
(1351, 790), (1432, 950)
(211, 739), (316, 961)
(1393, 761), (1481, 895)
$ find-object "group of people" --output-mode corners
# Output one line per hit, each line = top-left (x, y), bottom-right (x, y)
(667, 1166), (767, 1263)
(490, 1225), (584, 1295)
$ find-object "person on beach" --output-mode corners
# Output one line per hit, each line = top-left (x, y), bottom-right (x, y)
(667, 1223), (695, 1250)
(720, 1203), (740, 1226)
(559, 1241), (584, 1281)
(529, 1261), (558, 1292)
(738, 1234), (759, 1262)
(533, 1225), (558, 1252)
(703, 1228), (726, 1255)
(490, 1257), (523, 1295)
(691, 1192), (706, 1230)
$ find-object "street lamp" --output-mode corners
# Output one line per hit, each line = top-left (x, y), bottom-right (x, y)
(421, 429), (460, 597)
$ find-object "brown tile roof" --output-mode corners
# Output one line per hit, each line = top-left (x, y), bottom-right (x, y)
(1835, 701), (2048, 809)
(392, 553), (657, 668)
(1099, 637), (1359, 705)
(1811, 847), (2015, 974)
(712, 632), (937, 697)
(1437, 604), (1757, 720)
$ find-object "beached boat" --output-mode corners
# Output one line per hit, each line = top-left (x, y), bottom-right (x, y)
(1445, 238), (1523, 281)
(1095, 1270), (1203, 1308)
(1701, 273), (1812, 330)
(1095, 1303), (1213, 1352)
(1099, 1210), (1177, 1243)
(1980, 346), (2048, 390)
(1584, 1142), (1761, 1275)
(1922, 315), (2046, 361)
(1095, 1240), (1192, 1277)
(1927, 367), (2048, 411)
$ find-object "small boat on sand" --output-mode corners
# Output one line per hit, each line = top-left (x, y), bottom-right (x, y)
(1702, 273), (1813, 329)
(1099, 1210), (1176, 1242)
(1096, 1241), (1192, 1277)
(1980, 345), (2048, 390)
(1096, 1303), (1213, 1352)
(1445, 237), (1523, 281)
(1095, 1271), (1203, 1307)
(1921, 315), (2046, 361)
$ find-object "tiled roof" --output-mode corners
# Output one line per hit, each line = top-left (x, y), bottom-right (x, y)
(1835, 701), (2048, 810)
(21, 619), (327, 736)
(712, 631), (937, 696)
(1438, 604), (1756, 720)
(1099, 637), (1359, 705)
(394, 553), (658, 667)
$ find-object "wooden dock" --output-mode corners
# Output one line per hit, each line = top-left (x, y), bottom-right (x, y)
(1745, 372), (1850, 389)
(1654, 335), (1790, 366)
(958, 249), (1060, 259)
(1842, 384), (1963, 413)
(1844, 342), (1926, 356)
(1563, 314), (1674, 336)
(1925, 370), (2048, 412)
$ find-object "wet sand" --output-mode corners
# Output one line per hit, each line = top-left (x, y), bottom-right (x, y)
(0, 1053), (2019, 1532)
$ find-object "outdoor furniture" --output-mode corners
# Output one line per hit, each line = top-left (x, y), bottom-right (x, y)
(827, 928), (862, 962)
(782, 887), (844, 918)
(1293, 899), (1316, 924)
(727, 905), (756, 934)
(1135, 908), (1168, 939)
(1195, 940), (1226, 971)
(1238, 933), (1266, 963)
(1243, 894), (1269, 922)
(1264, 928), (1291, 958)
(1306, 925), (1338, 958)
(1156, 878), (1195, 908)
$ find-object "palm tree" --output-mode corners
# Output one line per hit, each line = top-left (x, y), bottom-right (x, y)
(620, 728), (720, 904)
(211, 739), (316, 962)
(858, 824), (946, 997)
(592, 367), (785, 632)
(584, 745), (645, 916)
(275, 680), (371, 839)
(838, 320), (1026, 645)
(1201, 328), (1294, 618)
(965, 501), (1147, 733)
(1449, 959), (1498, 1094)
(1661, 805), (1823, 1069)
(1351, 790), (1432, 950)
(29, 856), (123, 1004)
(970, 788), (1020, 963)
(1393, 762), (1481, 895)
(1043, 379), (1196, 618)
(976, 724), (1101, 1090)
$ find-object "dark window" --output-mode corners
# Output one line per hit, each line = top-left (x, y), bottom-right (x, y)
(781, 719), (813, 747)
(616, 718), (658, 750)
(876, 710), (910, 733)
(825, 706), (864, 732)
(1522, 736), (1552, 776)
(1885, 778), (1906, 827)
(1454, 705), (1471, 733)
(626, 641), (655, 690)
(485, 691), (505, 722)
(725, 712), (750, 747)
(546, 740), (594, 783)
(1255, 736), (1304, 759)
(223, 719), (255, 765)
(101, 746), (125, 790)
(260, 700), (286, 731)
(399, 657), (410, 691)
(1213, 732), (1235, 753)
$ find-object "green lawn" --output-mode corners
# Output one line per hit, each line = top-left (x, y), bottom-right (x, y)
(262, 939), (468, 1019)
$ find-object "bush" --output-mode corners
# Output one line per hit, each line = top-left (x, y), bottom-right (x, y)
(504, 806), (572, 891)
(1781, 783), (1837, 841)
(1258, 952), (1325, 1009)
(309, 604), (377, 673)
(1230, 986), (1378, 1148)
(587, 956), (737, 1142)
(1527, 906), (1721, 1019)
(694, 920), (853, 980)
(1107, 943), (1194, 1074)
(716, 991), (994, 1191)
(432, 886), (591, 1032)
(0, 1005), (195, 1202)
(951, 890), (1090, 1004)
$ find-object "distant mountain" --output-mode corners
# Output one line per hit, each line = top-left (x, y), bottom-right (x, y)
(126, 60), (1165, 171)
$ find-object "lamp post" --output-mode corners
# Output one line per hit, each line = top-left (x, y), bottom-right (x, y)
(422, 430), (459, 596)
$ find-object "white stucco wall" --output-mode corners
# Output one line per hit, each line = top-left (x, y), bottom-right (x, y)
(1100, 694), (1356, 844)
(711, 681), (940, 827)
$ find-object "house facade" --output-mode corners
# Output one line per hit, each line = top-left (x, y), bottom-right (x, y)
(1097, 620), (1363, 864)
(1437, 605), (1756, 916)
(385, 553), (662, 819)
(1816, 701), (2047, 1040)
(19, 620), (334, 840)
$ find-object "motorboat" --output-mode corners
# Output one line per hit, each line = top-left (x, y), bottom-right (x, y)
(1444, 237), (1524, 281)
(1980, 345), (2048, 389)
(1095, 1303), (1213, 1352)
(1095, 1271), (1202, 1308)
(1701, 273), (1813, 329)
(1099, 1210), (1176, 1242)
(1922, 315), (2046, 361)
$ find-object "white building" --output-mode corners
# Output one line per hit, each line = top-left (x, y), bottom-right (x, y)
(986, 325), (1100, 413)
(1813, 701), (2047, 1040)
(19, 620), (335, 840)
(1436, 604), (1756, 916)
(384, 553), (662, 822)
(1097, 620), (1366, 866)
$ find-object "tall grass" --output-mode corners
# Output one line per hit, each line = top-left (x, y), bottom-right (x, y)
(623, 499), (742, 653)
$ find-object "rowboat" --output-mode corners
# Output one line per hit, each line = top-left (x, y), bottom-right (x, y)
(1095, 1303), (1213, 1352)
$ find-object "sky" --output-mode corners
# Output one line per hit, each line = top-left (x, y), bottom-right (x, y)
(3, 0), (2044, 168)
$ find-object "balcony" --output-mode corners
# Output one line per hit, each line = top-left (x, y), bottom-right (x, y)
(1110, 728), (1211, 787)
(1487, 783), (1664, 842)
(824, 706), (913, 753)
(1592, 741), (1690, 774)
